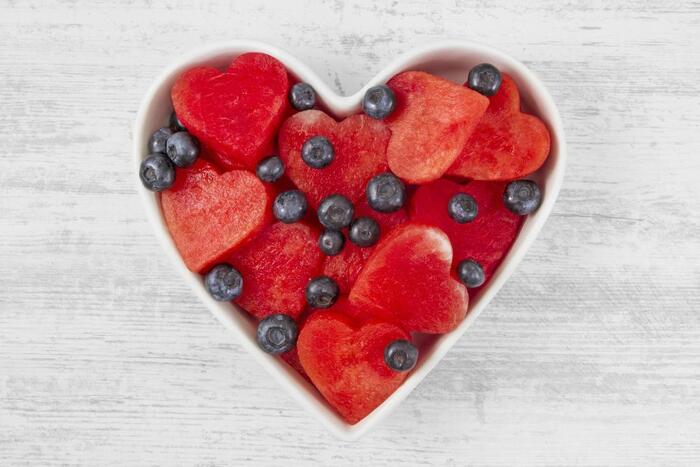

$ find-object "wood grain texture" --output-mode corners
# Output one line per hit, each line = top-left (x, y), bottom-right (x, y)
(1, 0), (700, 465)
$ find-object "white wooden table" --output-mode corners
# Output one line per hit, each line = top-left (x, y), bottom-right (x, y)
(2, 1), (699, 465)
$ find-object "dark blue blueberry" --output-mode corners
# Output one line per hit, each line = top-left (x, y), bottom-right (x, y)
(148, 127), (174, 154)
(318, 229), (345, 256)
(503, 180), (542, 215)
(305, 276), (339, 308)
(362, 84), (396, 120)
(273, 190), (308, 223)
(456, 259), (485, 288)
(317, 194), (354, 229)
(166, 131), (199, 168)
(169, 111), (186, 131)
(256, 314), (298, 354)
(139, 153), (175, 192)
(349, 216), (380, 247)
(448, 193), (478, 223)
(366, 172), (406, 213)
(467, 63), (502, 96)
(289, 82), (316, 111)
(204, 264), (244, 301)
(256, 155), (285, 183)
(301, 136), (334, 169)
(384, 340), (418, 372)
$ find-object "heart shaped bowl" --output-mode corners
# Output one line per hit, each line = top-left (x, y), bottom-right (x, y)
(133, 39), (566, 440)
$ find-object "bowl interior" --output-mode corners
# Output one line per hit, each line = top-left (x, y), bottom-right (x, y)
(133, 40), (565, 440)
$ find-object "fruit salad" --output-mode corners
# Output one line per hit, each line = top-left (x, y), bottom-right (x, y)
(139, 52), (551, 424)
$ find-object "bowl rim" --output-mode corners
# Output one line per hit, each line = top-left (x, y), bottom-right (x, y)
(133, 39), (567, 441)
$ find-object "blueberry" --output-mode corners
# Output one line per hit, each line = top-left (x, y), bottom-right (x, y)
(204, 264), (243, 301)
(256, 156), (285, 183)
(448, 193), (478, 223)
(148, 127), (174, 154)
(301, 136), (334, 169)
(366, 172), (406, 213)
(166, 131), (199, 168)
(139, 153), (175, 192)
(318, 229), (345, 256)
(317, 194), (354, 229)
(467, 63), (502, 96)
(456, 259), (485, 288)
(503, 180), (542, 215)
(349, 216), (380, 247)
(273, 190), (308, 223)
(384, 340), (418, 372)
(169, 111), (186, 131)
(256, 314), (298, 354)
(289, 82), (316, 111)
(305, 276), (339, 308)
(362, 84), (396, 120)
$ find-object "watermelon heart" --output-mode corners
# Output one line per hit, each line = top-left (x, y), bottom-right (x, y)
(172, 52), (290, 170)
(410, 178), (523, 295)
(385, 71), (489, 184)
(278, 110), (390, 208)
(228, 222), (323, 320)
(297, 310), (411, 424)
(448, 73), (551, 180)
(348, 223), (469, 334)
(161, 159), (273, 273)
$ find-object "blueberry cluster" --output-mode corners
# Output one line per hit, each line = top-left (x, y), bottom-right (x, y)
(139, 111), (200, 192)
(313, 193), (385, 256)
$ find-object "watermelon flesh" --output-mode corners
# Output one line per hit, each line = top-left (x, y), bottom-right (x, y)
(348, 223), (469, 334)
(385, 71), (488, 184)
(447, 73), (551, 180)
(228, 222), (322, 319)
(410, 178), (523, 295)
(297, 310), (410, 424)
(172, 52), (290, 170)
(161, 160), (273, 273)
(278, 110), (390, 208)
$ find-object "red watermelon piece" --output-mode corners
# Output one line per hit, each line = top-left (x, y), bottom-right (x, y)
(161, 160), (273, 273)
(410, 178), (523, 294)
(228, 222), (322, 319)
(297, 311), (411, 424)
(348, 223), (469, 334)
(172, 53), (290, 170)
(385, 71), (489, 184)
(278, 110), (390, 208)
(322, 198), (408, 293)
(448, 74), (551, 180)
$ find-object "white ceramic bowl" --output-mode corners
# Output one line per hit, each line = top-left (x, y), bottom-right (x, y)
(133, 39), (566, 441)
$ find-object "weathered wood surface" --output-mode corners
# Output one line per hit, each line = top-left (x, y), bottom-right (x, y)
(1, 1), (699, 465)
